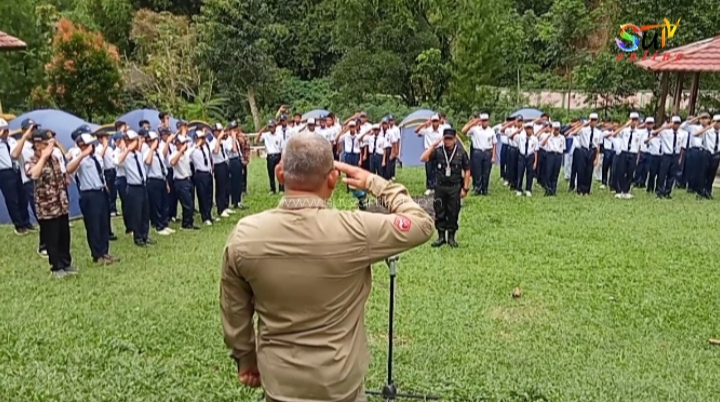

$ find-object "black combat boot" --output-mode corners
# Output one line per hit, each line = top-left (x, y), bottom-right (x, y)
(447, 231), (459, 248)
(431, 230), (446, 247)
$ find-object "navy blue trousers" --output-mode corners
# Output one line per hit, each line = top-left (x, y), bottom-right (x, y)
(116, 175), (131, 233)
(0, 168), (30, 230)
(214, 162), (229, 214)
(658, 154), (679, 196)
(265, 154), (280, 193)
(370, 153), (384, 177)
(174, 178), (194, 228)
(517, 154), (535, 192)
(424, 161), (437, 190)
(166, 168), (177, 220)
(646, 154), (661, 193)
(228, 158), (244, 203)
(126, 184), (150, 243)
(147, 178), (168, 231)
(543, 152), (562, 195)
(104, 168), (118, 214)
(193, 171), (213, 222)
(471, 149), (492, 193)
(79, 189), (110, 259)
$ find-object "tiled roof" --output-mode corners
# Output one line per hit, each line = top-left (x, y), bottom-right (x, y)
(0, 31), (27, 51)
(635, 35), (720, 72)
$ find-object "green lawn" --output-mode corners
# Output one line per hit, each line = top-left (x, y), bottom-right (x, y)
(2, 159), (720, 402)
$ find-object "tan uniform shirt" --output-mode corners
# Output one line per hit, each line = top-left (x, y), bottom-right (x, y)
(221, 176), (433, 402)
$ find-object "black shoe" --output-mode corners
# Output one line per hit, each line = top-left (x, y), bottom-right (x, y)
(134, 241), (147, 247)
(63, 266), (79, 275)
(144, 238), (157, 245)
(431, 231), (446, 248)
(125, 229), (133, 235)
(447, 232), (459, 248)
(182, 226), (200, 231)
(109, 234), (118, 241)
(26, 225), (37, 231)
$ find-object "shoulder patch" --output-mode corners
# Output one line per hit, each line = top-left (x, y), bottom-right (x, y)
(393, 215), (412, 232)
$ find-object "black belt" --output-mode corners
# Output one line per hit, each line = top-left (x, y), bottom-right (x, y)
(175, 177), (191, 181)
(0, 167), (14, 172)
(194, 170), (211, 174)
(548, 151), (563, 154)
(80, 188), (104, 192)
(128, 183), (146, 187)
(473, 149), (491, 152)
(266, 153), (280, 156)
(214, 161), (228, 166)
(103, 168), (116, 172)
(148, 177), (165, 181)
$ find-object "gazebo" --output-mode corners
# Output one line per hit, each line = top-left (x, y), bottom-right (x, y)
(0, 31), (27, 116)
(635, 34), (720, 120)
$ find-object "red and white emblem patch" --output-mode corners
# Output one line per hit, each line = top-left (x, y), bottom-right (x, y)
(393, 216), (412, 232)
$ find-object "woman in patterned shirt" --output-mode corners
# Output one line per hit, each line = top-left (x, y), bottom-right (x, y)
(25, 129), (77, 279)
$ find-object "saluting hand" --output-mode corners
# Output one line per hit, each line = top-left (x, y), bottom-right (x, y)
(41, 140), (55, 158)
(334, 161), (371, 190)
(238, 367), (261, 388)
(81, 145), (94, 157)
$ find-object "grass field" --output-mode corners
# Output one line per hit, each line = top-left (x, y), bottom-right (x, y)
(2, 159), (720, 402)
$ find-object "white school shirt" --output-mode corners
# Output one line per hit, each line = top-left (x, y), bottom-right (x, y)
(340, 133), (362, 154)
(419, 126), (443, 150)
(658, 128), (688, 155)
(515, 133), (539, 156)
(143, 147), (167, 180)
(111, 147), (127, 177)
(259, 131), (282, 154)
(170, 149), (193, 179)
(545, 134), (566, 153)
(0, 136), (18, 170)
(576, 126), (602, 149)
(602, 131), (615, 151)
(358, 122), (372, 136)
(275, 125), (295, 150)
(538, 132), (551, 150)
(387, 126), (401, 145)
(533, 123), (545, 135)
(190, 143), (213, 172)
(96, 142), (115, 170)
(641, 131), (662, 155)
(618, 127), (642, 153)
(504, 128), (519, 147)
(701, 128), (720, 154)
(371, 135), (387, 155)
(207, 137), (228, 164)
(497, 126), (509, 145)
(681, 123), (704, 148)
(468, 126), (496, 150)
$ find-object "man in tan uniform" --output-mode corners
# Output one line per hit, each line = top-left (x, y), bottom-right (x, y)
(221, 132), (434, 402)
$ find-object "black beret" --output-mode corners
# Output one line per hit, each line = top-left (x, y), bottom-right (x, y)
(32, 129), (52, 142)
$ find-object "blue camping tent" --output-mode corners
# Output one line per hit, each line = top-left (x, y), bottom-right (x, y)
(302, 109), (329, 121)
(509, 108), (544, 120)
(398, 109), (436, 167)
(1, 109), (95, 224)
(117, 109), (179, 132)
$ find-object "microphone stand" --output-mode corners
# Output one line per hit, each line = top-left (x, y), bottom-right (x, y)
(366, 255), (440, 401)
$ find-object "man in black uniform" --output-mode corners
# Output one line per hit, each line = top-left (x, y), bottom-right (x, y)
(420, 128), (470, 248)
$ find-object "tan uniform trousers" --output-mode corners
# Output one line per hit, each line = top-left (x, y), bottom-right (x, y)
(265, 383), (366, 402)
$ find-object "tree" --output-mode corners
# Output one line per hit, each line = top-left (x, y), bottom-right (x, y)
(194, 0), (279, 130)
(38, 18), (122, 122)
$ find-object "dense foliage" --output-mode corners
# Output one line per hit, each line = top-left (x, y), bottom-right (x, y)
(1, 0), (720, 127)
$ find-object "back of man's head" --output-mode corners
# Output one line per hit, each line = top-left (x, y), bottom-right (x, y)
(282, 132), (334, 191)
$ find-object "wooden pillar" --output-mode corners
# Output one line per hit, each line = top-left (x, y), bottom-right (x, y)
(672, 72), (684, 115)
(658, 72), (670, 123)
(688, 72), (701, 115)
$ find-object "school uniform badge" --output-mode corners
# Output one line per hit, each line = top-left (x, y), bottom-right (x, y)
(393, 216), (411, 232)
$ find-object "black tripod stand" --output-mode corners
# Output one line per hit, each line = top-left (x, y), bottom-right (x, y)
(367, 255), (440, 401)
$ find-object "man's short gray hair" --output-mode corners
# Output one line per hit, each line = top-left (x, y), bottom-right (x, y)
(282, 132), (334, 190)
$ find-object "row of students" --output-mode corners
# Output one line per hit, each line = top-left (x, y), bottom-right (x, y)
(254, 111), (402, 192)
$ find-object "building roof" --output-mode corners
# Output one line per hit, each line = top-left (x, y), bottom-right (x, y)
(635, 34), (720, 72)
(0, 31), (27, 51)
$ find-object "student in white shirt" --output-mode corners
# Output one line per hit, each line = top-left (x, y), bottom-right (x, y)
(569, 113), (602, 195)
(415, 114), (443, 195)
(170, 135), (197, 230)
(514, 122), (539, 196)
(386, 115), (401, 180)
(611, 112), (643, 199)
(465, 113), (497, 195)
(504, 117), (524, 189)
(541, 122), (566, 196)
(600, 121), (616, 189)
(368, 125), (386, 177)
(692, 114), (720, 199)
(679, 112), (710, 193)
(256, 120), (282, 194)
(639, 117), (661, 193)
(652, 115), (688, 198)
